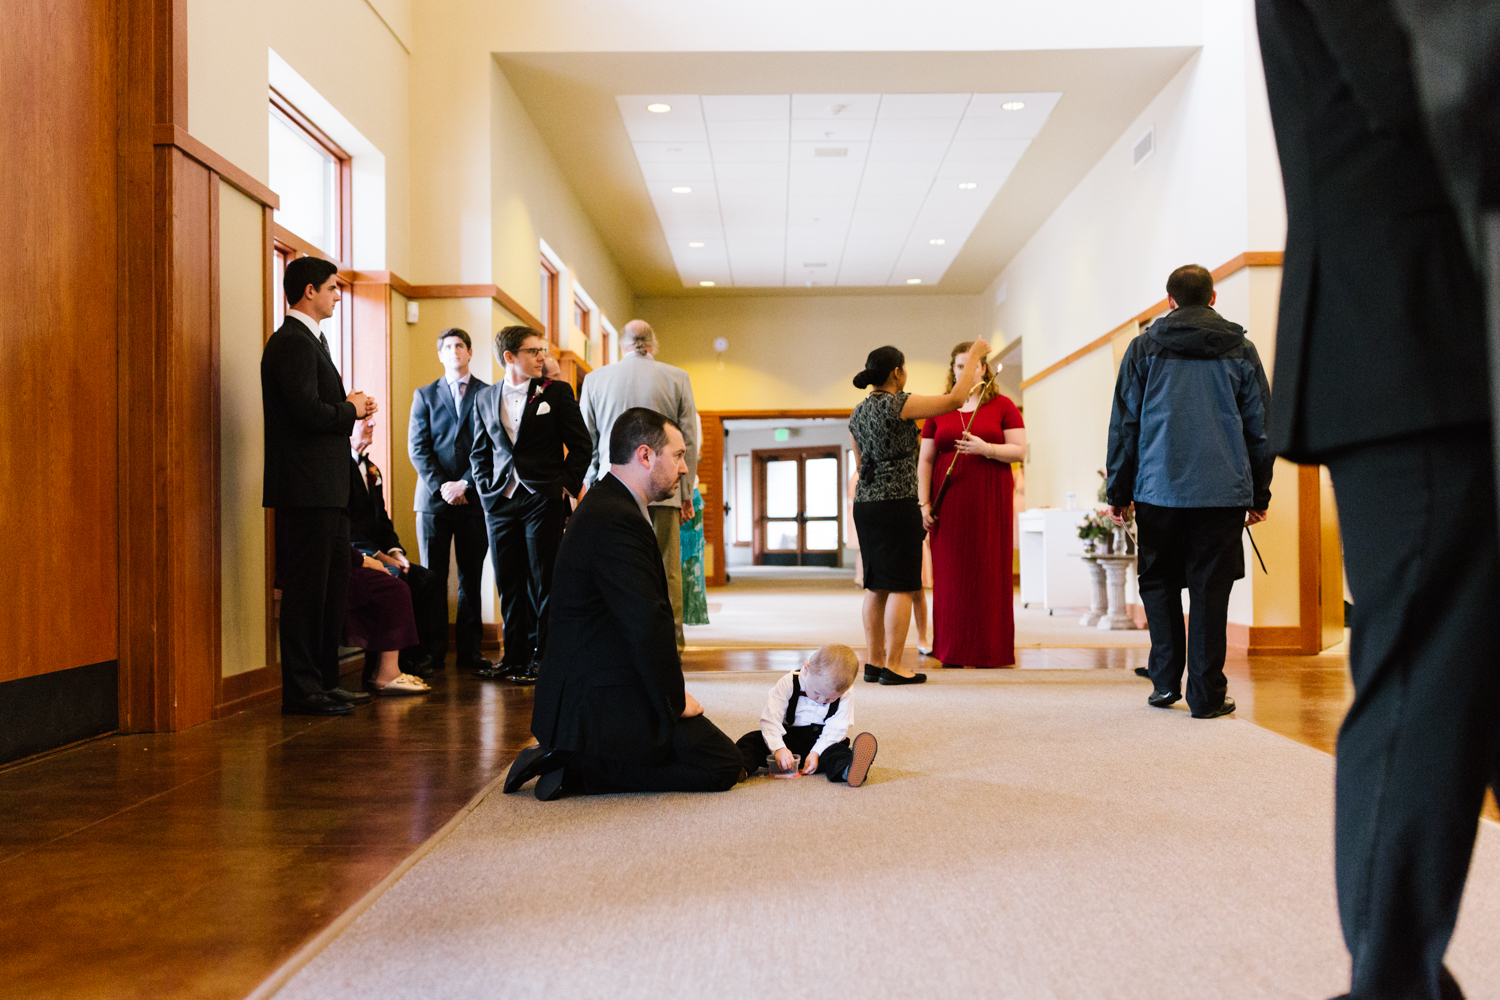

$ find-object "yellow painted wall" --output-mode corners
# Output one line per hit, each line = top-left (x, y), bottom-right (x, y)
(636, 293), (988, 411)
(217, 183), (267, 677)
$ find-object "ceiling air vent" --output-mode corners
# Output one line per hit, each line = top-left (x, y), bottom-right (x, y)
(802, 262), (827, 268)
(813, 147), (848, 158)
(1132, 127), (1154, 169)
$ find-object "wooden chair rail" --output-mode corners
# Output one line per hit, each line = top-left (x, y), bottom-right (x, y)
(151, 125), (279, 210)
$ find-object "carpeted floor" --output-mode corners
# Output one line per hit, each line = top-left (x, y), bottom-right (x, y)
(272, 671), (1500, 1000)
(687, 578), (1151, 650)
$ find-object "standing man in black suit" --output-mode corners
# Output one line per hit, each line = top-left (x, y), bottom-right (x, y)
(348, 414), (447, 681)
(408, 328), (492, 675)
(469, 326), (591, 685)
(1257, 3), (1496, 997)
(262, 256), (377, 716)
(504, 408), (745, 800)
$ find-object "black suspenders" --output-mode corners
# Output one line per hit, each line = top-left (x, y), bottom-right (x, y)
(784, 673), (839, 729)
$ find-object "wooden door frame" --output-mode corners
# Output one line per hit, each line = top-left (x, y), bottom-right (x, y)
(749, 446), (842, 566)
(699, 408), (851, 587)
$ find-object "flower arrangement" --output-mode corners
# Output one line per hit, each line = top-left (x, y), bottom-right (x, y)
(1077, 469), (1134, 554)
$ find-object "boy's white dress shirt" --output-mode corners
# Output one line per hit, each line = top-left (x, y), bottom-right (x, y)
(759, 670), (852, 758)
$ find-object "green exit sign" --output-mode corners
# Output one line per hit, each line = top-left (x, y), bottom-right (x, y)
(774, 428), (790, 442)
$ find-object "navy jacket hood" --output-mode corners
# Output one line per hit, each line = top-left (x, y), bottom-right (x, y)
(1146, 305), (1247, 358)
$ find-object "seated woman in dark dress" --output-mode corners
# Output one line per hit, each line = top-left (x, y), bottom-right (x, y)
(346, 547), (430, 696)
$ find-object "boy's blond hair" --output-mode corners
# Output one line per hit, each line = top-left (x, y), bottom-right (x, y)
(804, 643), (859, 693)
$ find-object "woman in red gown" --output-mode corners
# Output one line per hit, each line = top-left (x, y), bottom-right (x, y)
(918, 342), (1026, 667)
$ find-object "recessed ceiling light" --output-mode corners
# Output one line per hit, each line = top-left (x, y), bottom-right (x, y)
(1001, 101), (1026, 111)
(699, 280), (716, 287)
(906, 278), (923, 285)
(647, 103), (672, 113)
(957, 182), (978, 190)
(688, 241), (705, 248)
(929, 238), (946, 245)
(671, 186), (692, 194)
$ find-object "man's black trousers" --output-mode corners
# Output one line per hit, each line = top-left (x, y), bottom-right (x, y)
(1325, 425), (1500, 1000)
(1133, 502), (1244, 716)
(736, 726), (854, 781)
(565, 715), (745, 793)
(484, 490), (569, 668)
(274, 507), (351, 703)
(416, 510), (488, 665)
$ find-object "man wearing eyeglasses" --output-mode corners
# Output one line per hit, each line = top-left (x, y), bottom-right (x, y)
(470, 326), (592, 685)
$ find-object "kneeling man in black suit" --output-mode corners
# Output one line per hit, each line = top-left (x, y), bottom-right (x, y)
(504, 407), (746, 800)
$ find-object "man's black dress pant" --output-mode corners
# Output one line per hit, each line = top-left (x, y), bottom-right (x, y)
(274, 507), (351, 703)
(1133, 502), (1244, 716)
(417, 510), (488, 665)
(485, 490), (568, 668)
(1325, 425), (1500, 1000)
(566, 715), (745, 793)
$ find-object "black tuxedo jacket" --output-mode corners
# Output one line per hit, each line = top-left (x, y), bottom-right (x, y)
(469, 377), (591, 506)
(1257, 0), (1488, 462)
(347, 455), (402, 553)
(531, 473), (684, 762)
(407, 375), (487, 516)
(261, 317), (358, 508)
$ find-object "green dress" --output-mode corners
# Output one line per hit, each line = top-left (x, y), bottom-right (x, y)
(681, 487), (710, 625)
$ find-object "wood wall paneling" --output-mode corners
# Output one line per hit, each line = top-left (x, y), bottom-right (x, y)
(352, 283), (394, 484)
(698, 415), (725, 587)
(1, 0), (122, 684)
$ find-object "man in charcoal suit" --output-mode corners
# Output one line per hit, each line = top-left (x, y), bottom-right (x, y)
(348, 415), (447, 683)
(261, 255), (375, 716)
(469, 325), (592, 685)
(408, 327), (492, 675)
(502, 408), (745, 800)
(578, 319), (699, 650)
(1257, 2), (1497, 996)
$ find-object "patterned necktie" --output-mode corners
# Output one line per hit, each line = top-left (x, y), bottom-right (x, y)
(452, 379), (465, 409)
(319, 332), (332, 358)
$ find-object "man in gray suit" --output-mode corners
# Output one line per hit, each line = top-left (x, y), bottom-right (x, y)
(579, 320), (699, 649)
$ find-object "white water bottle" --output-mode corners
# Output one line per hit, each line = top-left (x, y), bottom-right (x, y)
(1065, 491), (1076, 510)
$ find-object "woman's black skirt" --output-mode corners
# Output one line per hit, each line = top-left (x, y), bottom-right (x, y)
(853, 498), (924, 592)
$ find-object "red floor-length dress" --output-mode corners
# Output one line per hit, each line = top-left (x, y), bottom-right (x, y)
(922, 396), (1024, 667)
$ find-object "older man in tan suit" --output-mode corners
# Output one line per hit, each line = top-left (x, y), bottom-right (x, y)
(579, 320), (699, 649)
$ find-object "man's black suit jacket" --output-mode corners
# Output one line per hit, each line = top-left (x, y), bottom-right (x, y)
(261, 317), (358, 507)
(531, 473), (684, 763)
(469, 377), (591, 506)
(408, 375), (487, 515)
(1256, 0), (1488, 462)
(348, 455), (402, 553)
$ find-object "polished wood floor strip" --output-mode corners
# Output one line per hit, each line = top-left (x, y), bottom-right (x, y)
(2, 644), (1492, 1000)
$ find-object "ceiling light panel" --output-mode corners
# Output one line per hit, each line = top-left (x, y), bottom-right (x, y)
(619, 92), (1059, 288)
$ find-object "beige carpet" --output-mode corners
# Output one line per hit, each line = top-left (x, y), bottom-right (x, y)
(272, 671), (1500, 1000)
(687, 578), (1151, 649)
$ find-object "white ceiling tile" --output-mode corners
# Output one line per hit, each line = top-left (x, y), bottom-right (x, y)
(637, 161), (718, 182)
(966, 92), (1063, 119)
(646, 179), (717, 198)
(707, 119), (790, 142)
(871, 117), (961, 142)
(702, 95), (789, 121)
(947, 138), (1032, 161)
(633, 142), (711, 163)
(788, 159), (866, 181)
(713, 161), (788, 181)
(861, 160), (941, 180)
(786, 210), (852, 229)
(954, 116), (1042, 141)
(791, 94), (881, 120)
(791, 119), (875, 142)
(722, 209), (786, 228)
(789, 141), (869, 163)
(878, 94), (971, 119)
(935, 158), (1022, 180)
(717, 179), (789, 200)
(623, 118), (709, 143)
(858, 175), (934, 196)
(868, 141), (951, 162)
(710, 141), (790, 163)
(615, 95), (703, 122)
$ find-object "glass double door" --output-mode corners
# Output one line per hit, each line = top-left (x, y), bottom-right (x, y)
(752, 447), (842, 567)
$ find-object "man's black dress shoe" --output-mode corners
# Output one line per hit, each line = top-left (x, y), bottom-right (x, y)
(534, 766), (568, 801)
(863, 664), (881, 683)
(282, 693), (353, 716)
(1133, 666), (1150, 678)
(1192, 696), (1236, 719)
(458, 656), (494, 675)
(1148, 689), (1181, 708)
(470, 661), (511, 679)
(878, 668), (927, 685)
(509, 662), (540, 687)
(503, 744), (568, 794)
(401, 655), (439, 680)
(325, 687), (371, 705)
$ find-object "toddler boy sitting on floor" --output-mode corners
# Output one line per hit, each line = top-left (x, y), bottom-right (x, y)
(736, 643), (878, 787)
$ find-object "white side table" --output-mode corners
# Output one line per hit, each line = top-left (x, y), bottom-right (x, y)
(1018, 509), (1093, 613)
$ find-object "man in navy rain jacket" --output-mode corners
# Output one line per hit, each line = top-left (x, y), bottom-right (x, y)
(1106, 264), (1273, 719)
